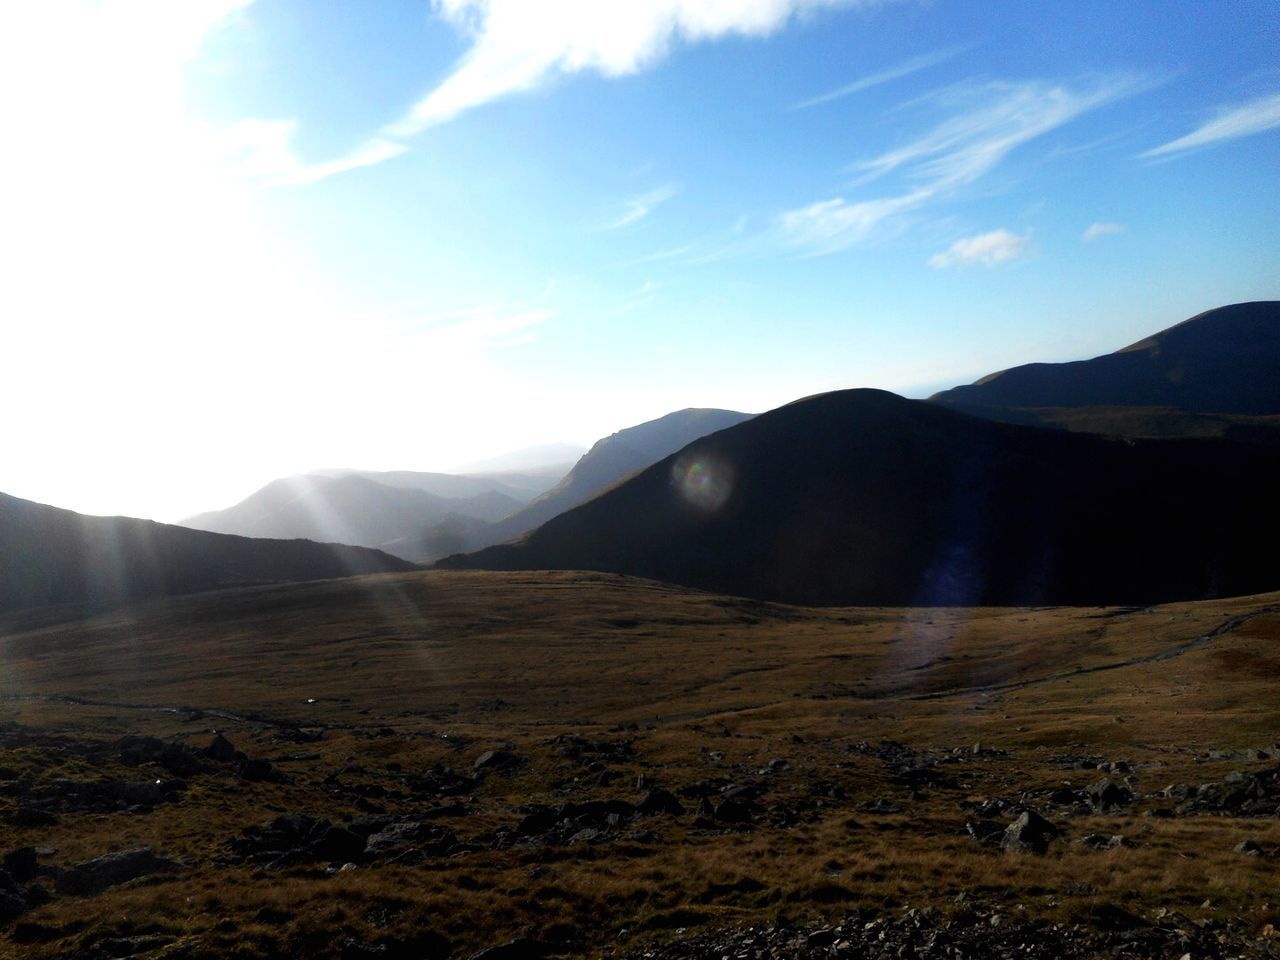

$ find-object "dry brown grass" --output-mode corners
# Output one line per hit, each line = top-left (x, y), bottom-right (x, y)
(1, 571), (1279, 958)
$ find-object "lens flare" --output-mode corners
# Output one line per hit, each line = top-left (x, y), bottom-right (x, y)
(672, 453), (734, 513)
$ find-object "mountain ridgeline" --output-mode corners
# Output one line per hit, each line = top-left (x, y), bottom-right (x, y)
(440, 388), (1280, 607)
(930, 301), (1280, 442)
(399, 408), (753, 562)
(0, 492), (416, 614)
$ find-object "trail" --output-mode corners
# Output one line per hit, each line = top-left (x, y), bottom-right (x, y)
(908, 605), (1277, 701)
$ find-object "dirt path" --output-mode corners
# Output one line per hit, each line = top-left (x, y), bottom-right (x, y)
(909, 605), (1278, 701)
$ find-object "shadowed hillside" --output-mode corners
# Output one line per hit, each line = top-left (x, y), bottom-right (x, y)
(405, 407), (752, 562)
(0, 491), (416, 613)
(930, 302), (1280, 441)
(441, 389), (1280, 606)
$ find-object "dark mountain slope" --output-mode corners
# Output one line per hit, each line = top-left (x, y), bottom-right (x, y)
(931, 301), (1280, 418)
(0, 491), (415, 613)
(441, 389), (1280, 607)
(405, 408), (753, 562)
(182, 475), (522, 556)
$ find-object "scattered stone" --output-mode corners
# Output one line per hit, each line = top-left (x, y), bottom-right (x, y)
(965, 820), (1005, 846)
(1078, 834), (1134, 850)
(230, 814), (369, 866)
(1085, 778), (1133, 812)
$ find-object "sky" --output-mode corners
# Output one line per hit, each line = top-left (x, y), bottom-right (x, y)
(2, 0), (1278, 522)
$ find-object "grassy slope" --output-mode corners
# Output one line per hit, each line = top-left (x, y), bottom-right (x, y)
(2, 571), (1280, 958)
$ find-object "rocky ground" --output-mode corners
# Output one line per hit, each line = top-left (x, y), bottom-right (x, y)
(1, 572), (1280, 958)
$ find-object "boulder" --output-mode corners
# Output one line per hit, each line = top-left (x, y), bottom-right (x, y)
(206, 733), (239, 764)
(55, 848), (182, 896)
(1001, 810), (1059, 854)
(1086, 778), (1133, 811)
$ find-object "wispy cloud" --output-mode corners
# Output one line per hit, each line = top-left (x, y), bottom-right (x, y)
(790, 46), (963, 110)
(1082, 221), (1125, 241)
(777, 191), (926, 255)
(1142, 90), (1280, 158)
(397, 302), (556, 348)
(387, 0), (871, 136)
(778, 75), (1145, 254)
(215, 119), (407, 186)
(928, 228), (1030, 268)
(606, 184), (679, 230)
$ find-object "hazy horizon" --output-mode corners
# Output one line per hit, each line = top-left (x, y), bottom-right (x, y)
(3, 1), (1277, 523)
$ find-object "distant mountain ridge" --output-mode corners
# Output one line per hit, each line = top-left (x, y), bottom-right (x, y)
(401, 407), (753, 562)
(441, 389), (1280, 607)
(0, 491), (415, 614)
(182, 474), (524, 552)
(930, 301), (1280, 439)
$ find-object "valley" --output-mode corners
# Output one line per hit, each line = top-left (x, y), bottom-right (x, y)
(2, 571), (1280, 958)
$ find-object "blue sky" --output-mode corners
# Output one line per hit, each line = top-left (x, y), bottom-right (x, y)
(2, 0), (1278, 521)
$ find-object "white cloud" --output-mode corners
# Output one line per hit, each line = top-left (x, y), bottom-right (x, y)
(606, 184), (680, 229)
(388, 0), (867, 135)
(778, 76), (1143, 254)
(1083, 221), (1125, 241)
(1142, 91), (1280, 158)
(791, 45), (962, 110)
(214, 119), (408, 186)
(928, 228), (1030, 268)
(777, 191), (926, 254)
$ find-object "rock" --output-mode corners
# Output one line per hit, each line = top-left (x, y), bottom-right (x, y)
(965, 820), (1005, 846)
(1001, 810), (1059, 854)
(713, 798), (753, 824)
(470, 937), (554, 960)
(7, 808), (56, 827)
(1236, 839), (1264, 856)
(636, 788), (685, 816)
(236, 757), (288, 784)
(0, 889), (28, 924)
(1078, 834), (1134, 850)
(206, 733), (239, 763)
(312, 826), (368, 863)
(2, 849), (37, 883)
(473, 749), (521, 773)
(1086, 778), (1133, 811)
(365, 821), (455, 858)
(55, 848), (182, 896)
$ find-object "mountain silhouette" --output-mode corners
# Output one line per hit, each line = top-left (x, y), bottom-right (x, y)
(404, 408), (753, 562)
(440, 389), (1280, 607)
(181, 474), (524, 558)
(930, 301), (1280, 441)
(0, 491), (416, 614)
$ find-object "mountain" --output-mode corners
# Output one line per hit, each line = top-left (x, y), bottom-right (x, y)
(929, 301), (1280, 440)
(0, 491), (415, 613)
(402, 407), (753, 562)
(308, 467), (566, 502)
(181, 475), (523, 557)
(450, 443), (587, 474)
(440, 389), (1280, 607)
